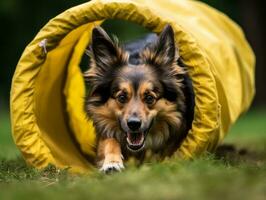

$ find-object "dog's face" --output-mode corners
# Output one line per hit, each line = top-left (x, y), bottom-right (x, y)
(85, 25), (186, 152)
(110, 65), (162, 151)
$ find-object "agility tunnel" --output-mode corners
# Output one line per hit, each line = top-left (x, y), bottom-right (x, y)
(10, 0), (255, 173)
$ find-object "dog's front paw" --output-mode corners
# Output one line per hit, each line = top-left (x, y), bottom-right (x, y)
(100, 161), (124, 173)
(99, 154), (124, 173)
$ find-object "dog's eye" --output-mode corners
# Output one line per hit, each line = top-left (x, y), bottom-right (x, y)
(117, 94), (127, 104)
(144, 95), (155, 105)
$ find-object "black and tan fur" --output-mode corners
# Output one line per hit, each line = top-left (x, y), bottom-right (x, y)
(84, 25), (194, 172)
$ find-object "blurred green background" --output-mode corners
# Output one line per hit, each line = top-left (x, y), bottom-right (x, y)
(0, 0), (265, 145)
(0, 0), (266, 110)
(0, 0), (265, 109)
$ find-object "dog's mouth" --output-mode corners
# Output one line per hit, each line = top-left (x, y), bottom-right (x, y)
(126, 132), (146, 152)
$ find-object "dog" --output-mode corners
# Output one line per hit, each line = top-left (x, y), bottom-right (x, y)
(84, 24), (194, 173)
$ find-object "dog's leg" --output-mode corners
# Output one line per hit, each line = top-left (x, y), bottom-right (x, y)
(97, 138), (124, 173)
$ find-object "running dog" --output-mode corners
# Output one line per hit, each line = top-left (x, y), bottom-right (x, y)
(84, 25), (194, 173)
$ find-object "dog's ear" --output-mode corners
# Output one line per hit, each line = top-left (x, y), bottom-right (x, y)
(90, 26), (128, 70)
(141, 24), (179, 68)
(142, 25), (186, 102)
(84, 27), (128, 99)
(84, 27), (128, 82)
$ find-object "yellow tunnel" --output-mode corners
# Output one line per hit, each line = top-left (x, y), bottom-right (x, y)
(10, 0), (255, 173)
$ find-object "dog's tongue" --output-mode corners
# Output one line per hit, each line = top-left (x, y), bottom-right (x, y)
(127, 132), (144, 146)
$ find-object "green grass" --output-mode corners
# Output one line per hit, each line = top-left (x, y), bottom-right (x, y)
(0, 109), (266, 200)
(0, 111), (19, 159)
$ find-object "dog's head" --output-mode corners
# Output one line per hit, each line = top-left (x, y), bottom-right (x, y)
(85, 25), (186, 152)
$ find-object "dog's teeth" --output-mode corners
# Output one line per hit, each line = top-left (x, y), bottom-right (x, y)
(127, 132), (145, 146)
(126, 133), (134, 145)
(126, 137), (132, 145)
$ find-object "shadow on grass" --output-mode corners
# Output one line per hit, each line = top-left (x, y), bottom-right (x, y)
(215, 143), (266, 167)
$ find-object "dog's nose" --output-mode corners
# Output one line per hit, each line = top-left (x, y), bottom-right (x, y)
(127, 117), (141, 131)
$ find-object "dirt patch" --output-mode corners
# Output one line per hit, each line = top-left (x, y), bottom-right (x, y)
(215, 144), (266, 167)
